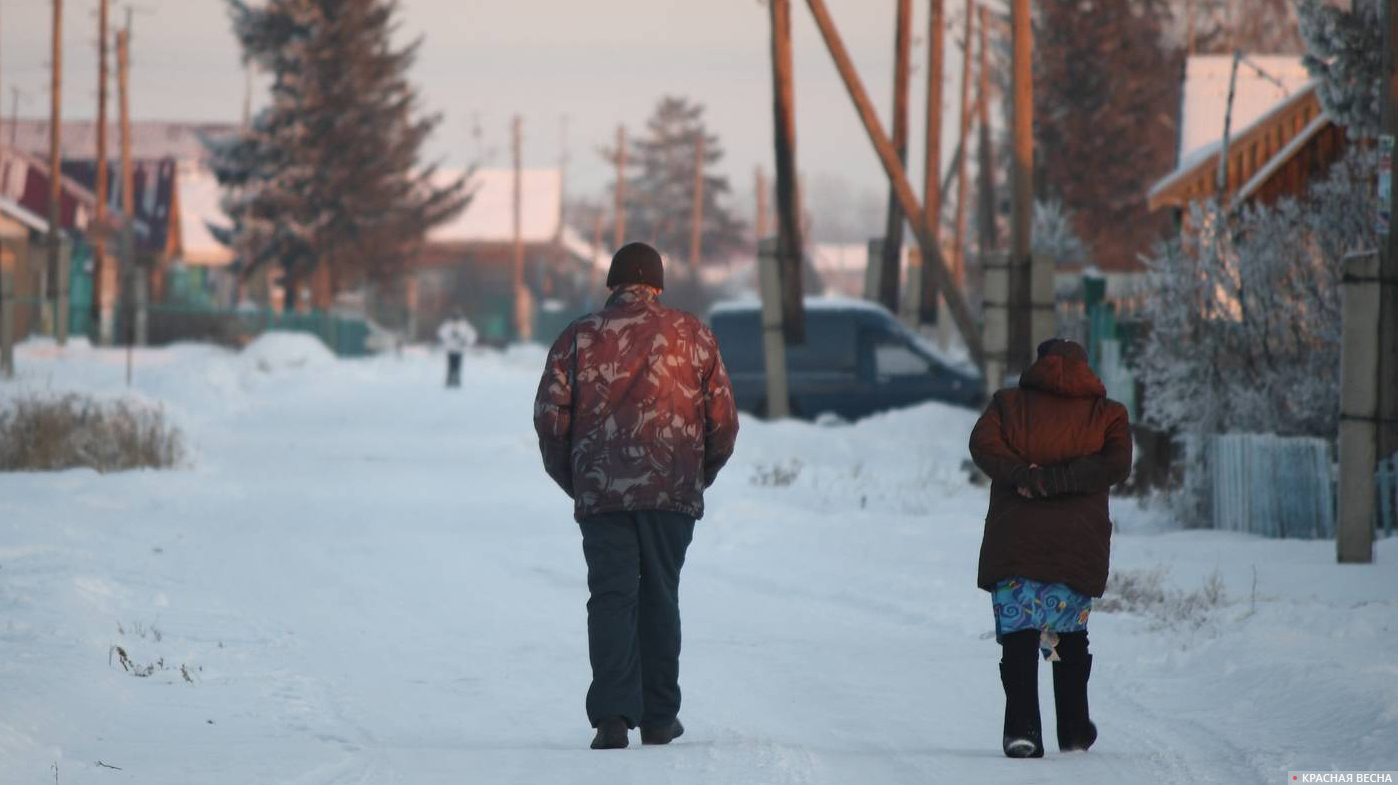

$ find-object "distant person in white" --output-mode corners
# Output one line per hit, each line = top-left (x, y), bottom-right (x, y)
(437, 309), (478, 388)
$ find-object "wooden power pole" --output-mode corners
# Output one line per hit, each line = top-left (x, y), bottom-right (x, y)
(951, 3), (975, 293)
(49, 0), (67, 346)
(1342, 0), (1398, 564)
(876, 0), (913, 314)
(1375, 0), (1398, 500)
(770, 0), (806, 346)
(919, 0), (945, 326)
(118, 25), (142, 364)
(1007, 0), (1037, 376)
(755, 166), (770, 241)
(975, 2), (997, 259)
(512, 115), (530, 342)
(95, 0), (115, 346)
(613, 125), (627, 250)
(690, 132), (706, 268)
(0, 1), (10, 377)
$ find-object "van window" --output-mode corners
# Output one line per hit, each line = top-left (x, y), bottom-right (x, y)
(787, 312), (858, 371)
(874, 342), (931, 376)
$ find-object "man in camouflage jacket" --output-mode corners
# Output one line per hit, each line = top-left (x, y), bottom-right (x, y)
(533, 242), (738, 750)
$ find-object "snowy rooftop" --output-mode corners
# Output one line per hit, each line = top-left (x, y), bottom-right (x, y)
(176, 162), (234, 268)
(0, 119), (238, 163)
(1175, 55), (1312, 168)
(427, 168), (562, 245)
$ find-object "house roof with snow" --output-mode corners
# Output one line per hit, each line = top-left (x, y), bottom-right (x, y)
(174, 161), (234, 267)
(0, 120), (238, 162)
(427, 168), (562, 245)
(1173, 55), (1312, 167)
(1148, 57), (1347, 213)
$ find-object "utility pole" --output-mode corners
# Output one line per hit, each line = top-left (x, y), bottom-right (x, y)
(613, 125), (627, 249)
(558, 114), (569, 232)
(942, 1), (976, 350)
(770, 0), (805, 346)
(755, 166), (770, 240)
(876, 0), (913, 314)
(95, 0), (115, 346)
(118, 25), (141, 373)
(49, 0), (67, 346)
(1374, 0), (1398, 490)
(589, 210), (604, 301)
(242, 64), (252, 130)
(1343, 0), (1398, 563)
(0, 4), (11, 378)
(690, 132), (706, 269)
(512, 115), (530, 342)
(976, 2), (996, 259)
(919, 0), (944, 327)
(1007, 0), (1039, 376)
(804, 0), (984, 367)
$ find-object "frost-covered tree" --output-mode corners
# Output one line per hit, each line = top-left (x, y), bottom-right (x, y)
(1138, 149), (1376, 438)
(1298, 0), (1383, 137)
(211, 0), (469, 307)
(1032, 199), (1091, 268)
(608, 97), (746, 265)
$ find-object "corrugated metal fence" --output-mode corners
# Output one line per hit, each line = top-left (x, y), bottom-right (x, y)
(1206, 433), (1335, 539)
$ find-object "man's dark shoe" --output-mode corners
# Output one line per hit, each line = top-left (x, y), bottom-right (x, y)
(590, 717), (630, 750)
(640, 719), (684, 745)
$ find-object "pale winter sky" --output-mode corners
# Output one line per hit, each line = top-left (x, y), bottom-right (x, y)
(2, 0), (978, 240)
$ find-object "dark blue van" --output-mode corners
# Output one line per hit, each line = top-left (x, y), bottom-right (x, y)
(708, 298), (985, 421)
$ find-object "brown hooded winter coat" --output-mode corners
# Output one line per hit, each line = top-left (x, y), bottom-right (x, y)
(534, 285), (739, 522)
(969, 340), (1132, 597)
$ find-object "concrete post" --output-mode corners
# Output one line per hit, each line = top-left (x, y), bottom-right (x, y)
(1338, 251), (1380, 564)
(982, 249), (1010, 392)
(758, 238), (791, 419)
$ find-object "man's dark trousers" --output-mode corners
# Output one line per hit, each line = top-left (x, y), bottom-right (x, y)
(579, 510), (695, 729)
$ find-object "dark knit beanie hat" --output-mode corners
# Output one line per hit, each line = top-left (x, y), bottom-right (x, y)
(606, 242), (665, 290)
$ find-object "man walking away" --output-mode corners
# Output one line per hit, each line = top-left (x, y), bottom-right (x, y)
(533, 242), (739, 750)
(437, 309), (477, 388)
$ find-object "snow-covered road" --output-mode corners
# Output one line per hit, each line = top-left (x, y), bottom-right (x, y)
(1, 338), (1395, 784)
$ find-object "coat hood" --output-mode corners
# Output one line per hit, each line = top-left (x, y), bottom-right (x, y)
(1017, 339), (1106, 399)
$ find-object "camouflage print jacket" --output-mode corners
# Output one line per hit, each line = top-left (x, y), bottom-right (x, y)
(533, 285), (739, 521)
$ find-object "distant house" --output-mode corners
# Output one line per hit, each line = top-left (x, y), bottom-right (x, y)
(4, 120), (239, 308)
(1148, 56), (1344, 217)
(408, 168), (602, 344)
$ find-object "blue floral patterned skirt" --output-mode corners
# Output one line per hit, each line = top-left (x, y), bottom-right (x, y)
(992, 577), (1091, 658)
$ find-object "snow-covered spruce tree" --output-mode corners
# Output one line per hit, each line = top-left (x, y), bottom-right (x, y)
(211, 0), (469, 308)
(1138, 149), (1376, 439)
(611, 97), (746, 265)
(1032, 199), (1091, 269)
(1298, 0), (1383, 137)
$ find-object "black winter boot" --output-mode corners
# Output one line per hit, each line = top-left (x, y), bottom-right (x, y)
(999, 630), (1044, 759)
(1052, 632), (1097, 752)
(640, 718), (684, 745)
(590, 716), (630, 750)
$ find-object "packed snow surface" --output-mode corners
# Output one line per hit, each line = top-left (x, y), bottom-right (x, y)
(1, 339), (1395, 784)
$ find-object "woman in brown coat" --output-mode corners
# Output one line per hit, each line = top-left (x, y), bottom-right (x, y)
(968, 338), (1132, 759)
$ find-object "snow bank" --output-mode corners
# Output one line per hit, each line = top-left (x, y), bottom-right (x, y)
(239, 331), (336, 373)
